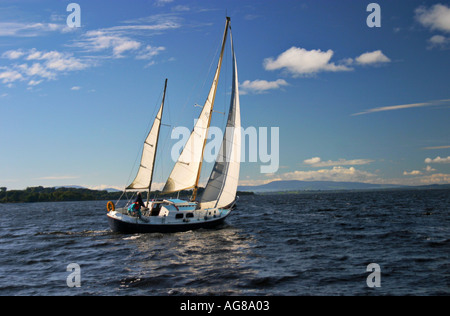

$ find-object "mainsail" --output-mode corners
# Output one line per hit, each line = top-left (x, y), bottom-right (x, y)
(162, 18), (231, 197)
(200, 30), (241, 209)
(127, 79), (167, 191)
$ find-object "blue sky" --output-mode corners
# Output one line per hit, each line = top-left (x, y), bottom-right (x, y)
(0, 0), (449, 190)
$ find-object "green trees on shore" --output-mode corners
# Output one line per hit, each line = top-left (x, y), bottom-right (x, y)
(0, 186), (253, 203)
(0, 186), (122, 203)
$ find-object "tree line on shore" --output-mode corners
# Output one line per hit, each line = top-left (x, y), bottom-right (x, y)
(0, 186), (253, 203)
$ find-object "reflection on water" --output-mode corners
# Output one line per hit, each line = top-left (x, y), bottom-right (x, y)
(0, 190), (449, 296)
(122, 226), (259, 295)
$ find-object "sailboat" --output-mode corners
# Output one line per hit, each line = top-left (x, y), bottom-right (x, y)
(107, 17), (241, 233)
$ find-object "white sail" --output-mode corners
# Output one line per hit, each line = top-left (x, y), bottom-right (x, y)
(200, 31), (241, 209)
(127, 79), (167, 190)
(162, 18), (230, 195)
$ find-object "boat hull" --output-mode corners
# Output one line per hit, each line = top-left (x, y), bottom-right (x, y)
(107, 213), (229, 234)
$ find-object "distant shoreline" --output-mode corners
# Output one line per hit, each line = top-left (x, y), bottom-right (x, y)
(0, 186), (254, 204)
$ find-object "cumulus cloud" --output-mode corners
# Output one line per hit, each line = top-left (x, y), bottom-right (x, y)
(0, 70), (23, 84)
(415, 4), (450, 33)
(279, 166), (377, 183)
(428, 34), (450, 49)
(403, 170), (423, 176)
(263, 47), (392, 77)
(355, 50), (391, 65)
(0, 49), (91, 87)
(425, 165), (436, 172)
(264, 47), (352, 77)
(304, 157), (374, 167)
(2, 50), (25, 60)
(240, 79), (288, 94)
(393, 173), (450, 186)
(425, 156), (450, 164)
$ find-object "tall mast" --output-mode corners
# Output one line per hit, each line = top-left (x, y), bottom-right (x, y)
(146, 78), (167, 206)
(191, 17), (231, 202)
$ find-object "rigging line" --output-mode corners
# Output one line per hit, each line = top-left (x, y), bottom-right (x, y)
(181, 26), (223, 116)
(125, 82), (165, 189)
(153, 113), (173, 194)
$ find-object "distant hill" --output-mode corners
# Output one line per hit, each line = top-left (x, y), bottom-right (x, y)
(55, 185), (121, 193)
(238, 180), (402, 192)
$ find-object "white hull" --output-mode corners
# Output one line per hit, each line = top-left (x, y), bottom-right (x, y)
(107, 199), (232, 233)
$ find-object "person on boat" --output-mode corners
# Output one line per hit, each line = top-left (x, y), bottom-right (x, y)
(134, 192), (149, 222)
(127, 199), (149, 223)
(135, 192), (145, 209)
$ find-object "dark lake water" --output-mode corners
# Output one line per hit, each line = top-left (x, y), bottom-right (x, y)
(0, 189), (449, 296)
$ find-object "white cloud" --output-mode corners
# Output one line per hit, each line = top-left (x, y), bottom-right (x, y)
(264, 47), (352, 77)
(403, 170), (422, 176)
(45, 54), (89, 72)
(18, 62), (55, 80)
(155, 0), (174, 7)
(304, 157), (322, 165)
(2, 50), (25, 60)
(73, 30), (146, 58)
(28, 80), (43, 86)
(0, 70), (23, 84)
(355, 50), (391, 65)
(0, 22), (70, 37)
(136, 45), (166, 60)
(1, 49), (92, 87)
(429, 34), (448, 44)
(351, 99), (450, 116)
(113, 40), (141, 57)
(35, 175), (80, 180)
(303, 157), (374, 167)
(71, 86), (81, 91)
(425, 156), (450, 164)
(391, 173), (450, 185)
(422, 145), (450, 150)
(278, 166), (377, 183)
(172, 5), (190, 12)
(352, 102), (431, 116)
(71, 14), (179, 59)
(87, 184), (124, 191)
(240, 79), (288, 94)
(120, 13), (182, 31)
(425, 165), (436, 172)
(415, 4), (450, 33)
(263, 47), (392, 78)
(428, 34), (450, 49)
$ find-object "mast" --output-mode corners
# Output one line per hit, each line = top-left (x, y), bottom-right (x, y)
(146, 78), (167, 206)
(191, 17), (231, 201)
(200, 28), (240, 209)
(126, 78), (167, 203)
(161, 17), (231, 199)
